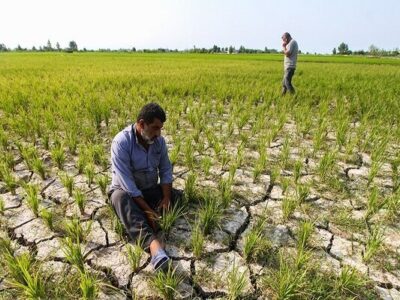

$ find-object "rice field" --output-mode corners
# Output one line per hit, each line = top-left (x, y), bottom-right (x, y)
(1, 52), (400, 299)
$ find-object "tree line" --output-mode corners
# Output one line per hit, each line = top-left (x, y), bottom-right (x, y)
(333, 42), (399, 57)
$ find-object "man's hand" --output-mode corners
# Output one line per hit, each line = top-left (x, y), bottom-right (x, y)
(158, 197), (171, 212)
(144, 208), (160, 231)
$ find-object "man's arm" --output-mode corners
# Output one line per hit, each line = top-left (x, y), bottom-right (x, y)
(111, 137), (143, 198)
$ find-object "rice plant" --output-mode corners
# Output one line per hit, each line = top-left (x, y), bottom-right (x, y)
(198, 191), (223, 235)
(242, 219), (271, 262)
(159, 203), (186, 236)
(191, 222), (204, 258)
(151, 263), (184, 300)
(296, 183), (310, 204)
(24, 183), (40, 217)
(334, 266), (368, 296)
(3, 252), (46, 299)
(62, 237), (86, 273)
(63, 217), (92, 243)
(51, 145), (66, 170)
(73, 189), (87, 215)
(318, 150), (337, 181)
(0, 163), (18, 194)
(227, 264), (248, 300)
(297, 220), (314, 250)
(201, 157), (212, 176)
(96, 174), (110, 195)
(365, 186), (385, 220)
(40, 208), (54, 230)
(0, 196), (5, 215)
(32, 157), (46, 180)
(79, 271), (98, 300)
(363, 225), (384, 263)
(84, 163), (95, 187)
(126, 241), (145, 272)
(60, 172), (74, 197)
(184, 172), (197, 204)
(282, 196), (297, 221)
(218, 177), (233, 208)
(293, 160), (303, 184)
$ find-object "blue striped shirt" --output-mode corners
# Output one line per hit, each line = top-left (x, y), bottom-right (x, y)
(110, 124), (173, 198)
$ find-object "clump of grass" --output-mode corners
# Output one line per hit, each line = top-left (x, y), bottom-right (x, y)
(79, 271), (98, 300)
(334, 266), (368, 296)
(198, 191), (223, 235)
(363, 225), (384, 263)
(282, 196), (297, 221)
(125, 237), (144, 272)
(51, 145), (66, 170)
(242, 218), (271, 262)
(60, 172), (74, 197)
(318, 150), (337, 180)
(40, 208), (54, 230)
(296, 183), (310, 204)
(201, 157), (212, 176)
(385, 190), (400, 222)
(0, 196), (5, 215)
(32, 157), (46, 180)
(365, 186), (385, 220)
(84, 163), (95, 187)
(151, 263), (184, 300)
(159, 203), (186, 236)
(62, 237), (85, 273)
(191, 222), (204, 258)
(73, 189), (87, 215)
(293, 160), (303, 184)
(3, 251), (46, 299)
(184, 172), (197, 204)
(96, 174), (110, 195)
(24, 183), (40, 217)
(297, 220), (314, 250)
(218, 177), (233, 208)
(0, 163), (18, 194)
(227, 264), (248, 300)
(63, 217), (92, 243)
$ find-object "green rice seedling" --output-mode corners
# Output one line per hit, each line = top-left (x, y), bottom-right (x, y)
(279, 136), (291, 170)
(80, 271), (98, 300)
(4, 252), (46, 299)
(0, 128), (8, 150)
(151, 262), (184, 300)
(18, 144), (38, 171)
(294, 247), (312, 270)
(96, 174), (110, 195)
(335, 117), (349, 150)
(201, 157), (212, 176)
(66, 131), (78, 155)
(297, 220), (314, 250)
(159, 203), (186, 236)
(0, 196), (5, 215)
(62, 237), (85, 273)
(391, 157), (400, 192)
(318, 150), (337, 180)
(32, 157), (46, 180)
(40, 208), (54, 230)
(73, 189), (87, 215)
(367, 160), (382, 187)
(60, 172), (74, 197)
(385, 190), (400, 222)
(63, 217), (92, 243)
(253, 151), (267, 182)
(282, 196), (297, 221)
(365, 186), (385, 220)
(227, 263), (248, 300)
(262, 252), (306, 300)
(242, 218), (271, 262)
(191, 222), (204, 258)
(296, 183), (310, 204)
(334, 266), (368, 296)
(220, 150), (230, 169)
(293, 160), (303, 184)
(42, 133), (50, 150)
(0, 163), (18, 194)
(183, 139), (194, 170)
(281, 176), (291, 194)
(77, 152), (88, 174)
(363, 225), (384, 263)
(125, 241), (144, 272)
(219, 177), (233, 208)
(24, 183), (40, 217)
(84, 163), (95, 187)
(169, 141), (181, 165)
(0, 235), (13, 255)
(270, 166), (280, 186)
(236, 143), (245, 168)
(51, 145), (66, 170)
(229, 163), (238, 182)
(184, 172), (197, 204)
(198, 191), (223, 235)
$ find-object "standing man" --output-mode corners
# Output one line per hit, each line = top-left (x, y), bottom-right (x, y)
(109, 102), (174, 272)
(281, 32), (299, 95)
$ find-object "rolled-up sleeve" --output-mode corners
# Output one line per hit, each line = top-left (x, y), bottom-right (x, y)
(158, 139), (173, 184)
(111, 137), (143, 198)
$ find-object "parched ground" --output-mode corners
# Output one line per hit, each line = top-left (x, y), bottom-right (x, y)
(1, 119), (399, 300)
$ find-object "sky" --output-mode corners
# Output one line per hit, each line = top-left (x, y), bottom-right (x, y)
(1, 0), (399, 54)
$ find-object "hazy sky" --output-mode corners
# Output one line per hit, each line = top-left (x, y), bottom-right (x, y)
(2, 0), (399, 53)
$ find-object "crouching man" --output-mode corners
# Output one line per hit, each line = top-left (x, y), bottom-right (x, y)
(108, 102), (176, 272)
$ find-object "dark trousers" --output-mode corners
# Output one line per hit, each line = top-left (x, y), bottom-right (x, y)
(108, 186), (180, 250)
(282, 67), (296, 94)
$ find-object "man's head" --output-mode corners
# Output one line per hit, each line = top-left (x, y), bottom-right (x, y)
(136, 103), (166, 144)
(282, 32), (292, 44)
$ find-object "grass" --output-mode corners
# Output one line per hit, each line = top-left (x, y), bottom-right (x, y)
(125, 242), (144, 272)
(282, 196), (297, 221)
(159, 202), (186, 236)
(363, 225), (384, 263)
(24, 183), (40, 217)
(73, 189), (87, 215)
(40, 207), (54, 230)
(62, 237), (86, 273)
(60, 172), (74, 197)
(191, 222), (205, 258)
(227, 264), (248, 300)
(198, 190), (223, 235)
(150, 262), (184, 300)
(0, 196), (5, 215)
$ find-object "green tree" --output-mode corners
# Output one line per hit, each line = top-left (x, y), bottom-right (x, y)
(332, 47), (337, 55)
(69, 40), (78, 52)
(338, 42), (349, 54)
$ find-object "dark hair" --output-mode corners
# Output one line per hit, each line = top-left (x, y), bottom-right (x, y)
(282, 32), (291, 39)
(137, 102), (166, 124)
